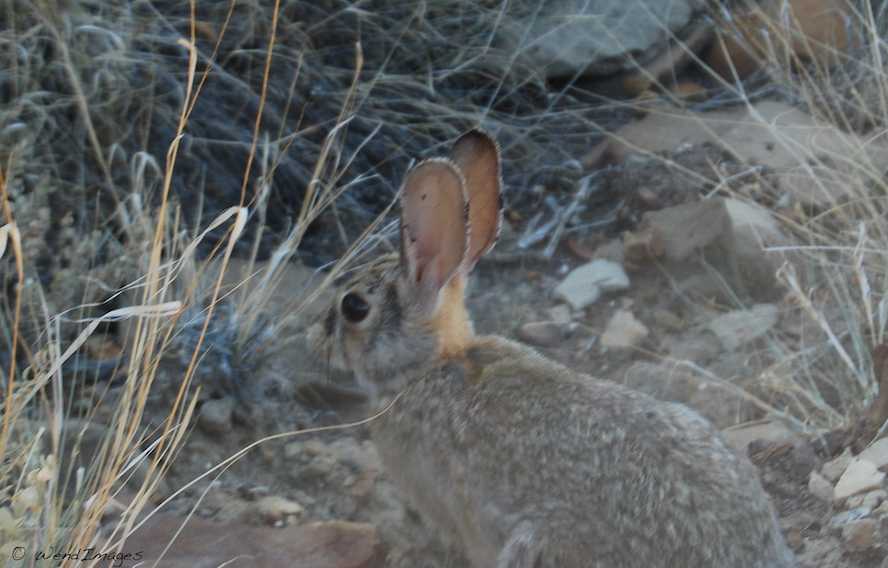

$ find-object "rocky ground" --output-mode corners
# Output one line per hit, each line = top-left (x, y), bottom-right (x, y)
(71, 95), (886, 568)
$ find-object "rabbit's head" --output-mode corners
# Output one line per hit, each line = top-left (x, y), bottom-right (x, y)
(309, 130), (502, 397)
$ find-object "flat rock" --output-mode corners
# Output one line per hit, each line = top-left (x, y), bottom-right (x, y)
(707, 304), (779, 351)
(607, 100), (888, 207)
(124, 514), (384, 568)
(554, 259), (629, 310)
(601, 309), (648, 349)
(497, 0), (707, 79)
(834, 459), (885, 502)
(858, 438), (888, 470)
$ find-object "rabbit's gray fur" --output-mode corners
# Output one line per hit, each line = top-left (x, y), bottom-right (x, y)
(309, 130), (795, 567)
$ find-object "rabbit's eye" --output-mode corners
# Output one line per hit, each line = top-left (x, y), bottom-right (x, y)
(341, 292), (370, 323)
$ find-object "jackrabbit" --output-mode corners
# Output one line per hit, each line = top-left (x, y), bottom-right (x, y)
(309, 130), (796, 568)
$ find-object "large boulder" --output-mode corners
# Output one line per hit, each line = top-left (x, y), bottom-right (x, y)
(497, 0), (708, 79)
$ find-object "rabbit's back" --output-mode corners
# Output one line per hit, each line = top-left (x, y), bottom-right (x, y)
(373, 336), (795, 568)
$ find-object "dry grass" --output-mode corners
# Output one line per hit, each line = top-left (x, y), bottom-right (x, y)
(3, 0), (888, 564)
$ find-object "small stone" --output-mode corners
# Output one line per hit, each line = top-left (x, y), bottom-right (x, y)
(784, 526), (804, 552)
(518, 321), (570, 348)
(830, 507), (872, 529)
(198, 397), (234, 435)
(706, 304), (779, 351)
(863, 490), (887, 510)
(554, 260), (630, 310)
(548, 305), (572, 324)
(846, 494), (866, 509)
(254, 495), (304, 525)
(834, 459), (885, 501)
(843, 518), (879, 551)
(808, 471), (834, 503)
(874, 500), (888, 517)
(822, 449), (853, 483)
(601, 310), (649, 349)
(858, 438), (888, 470)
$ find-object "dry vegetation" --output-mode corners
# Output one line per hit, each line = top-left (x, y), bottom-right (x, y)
(2, 0), (888, 564)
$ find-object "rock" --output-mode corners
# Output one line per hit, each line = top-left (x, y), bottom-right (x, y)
(842, 518), (879, 552)
(834, 459), (885, 502)
(705, 0), (848, 81)
(721, 420), (800, 453)
(518, 321), (571, 348)
(497, 0), (708, 80)
(784, 526), (804, 552)
(547, 304), (572, 324)
(253, 496), (305, 525)
(601, 309), (648, 349)
(554, 260), (629, 310)
(672, 81), (707, 102)
(830, 507), (872, 529)
(640, 198), (785, 302)
(198, 397), (234, 434)
(706, 304), (779, 351)
(808, 471), (834, 503)
(822, 450), (854, 483)
(607, 100), (888, 207)
(124, 514), (385, 568)
(858, 438), (888, 470)
(846, 494), (866, 509)
(645, 200), (730, 263)
(863, 490), (887, 510)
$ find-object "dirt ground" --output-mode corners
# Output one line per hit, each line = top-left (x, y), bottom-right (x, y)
(91, 134), (884, 568)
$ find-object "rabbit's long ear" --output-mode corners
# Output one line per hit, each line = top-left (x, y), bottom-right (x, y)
(400, 159), (469, 307)
(451, 129), (502, 272)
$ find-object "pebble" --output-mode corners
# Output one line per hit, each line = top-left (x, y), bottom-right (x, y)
(518, 321), (570, 348)
(601, 309), (649, 349)
(554, 260), (630, 310)
(254, 495), (304, 525)
(198, 397), (234, 435)
(547, 304), (573, 324)
(864, 489), (887, 510)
